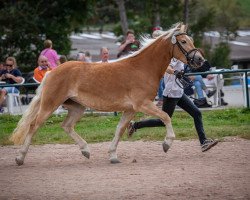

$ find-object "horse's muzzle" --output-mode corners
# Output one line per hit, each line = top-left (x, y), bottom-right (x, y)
(187, 51), (205, 69)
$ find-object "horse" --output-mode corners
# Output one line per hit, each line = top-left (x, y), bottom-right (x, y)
(10, 22), (204, 165)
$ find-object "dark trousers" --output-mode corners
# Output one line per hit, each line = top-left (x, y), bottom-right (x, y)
(134, 94), (207, 144)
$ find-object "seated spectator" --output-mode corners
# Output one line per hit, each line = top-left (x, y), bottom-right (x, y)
(203, 74), (228, 106)
(76, 51), (86, 62)
(0, 57), (23, 112)
(59, 55), (68, 64)
(40, 39), (60, 69)
(0, 62), (6, 75)
(85, 51), (92, 63)
(117, 29), (140, 58)
(33, 55), (52, 83)
(185, 60), (227, 107)
(100, 47), (110, 63)
(190, 75), (217, 98)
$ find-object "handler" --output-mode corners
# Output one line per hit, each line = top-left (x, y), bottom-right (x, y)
(128, 58), (218, 152)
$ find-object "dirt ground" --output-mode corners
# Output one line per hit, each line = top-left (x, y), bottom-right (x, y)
(0, 137), (249, 200)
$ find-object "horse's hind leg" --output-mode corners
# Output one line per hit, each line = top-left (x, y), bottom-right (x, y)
(15, 132), (33, 165)
(109, 110), (135, 164)
(16, 109), (55, 165)
(61, 101), (90, 159)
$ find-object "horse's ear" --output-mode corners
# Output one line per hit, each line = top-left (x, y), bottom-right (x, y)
(179, 22), (186, 32)
(177, 22), (183, 29)
(184, 24), (188, 32)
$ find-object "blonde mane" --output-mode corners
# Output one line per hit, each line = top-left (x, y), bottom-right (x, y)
(119, 22), (184, 60)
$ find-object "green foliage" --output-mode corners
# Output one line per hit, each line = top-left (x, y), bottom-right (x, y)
(188, 1), (215, 47)
(1, 108), (249, 146)
(112, 0), (183, 37)
(210, 42), (231, 67)
(0, 0), (93, 72)
(237, 0), (250, 27)
(0, 0), (248, 72)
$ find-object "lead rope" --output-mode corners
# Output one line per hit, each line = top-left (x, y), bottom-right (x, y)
(175, 64), (193, 89)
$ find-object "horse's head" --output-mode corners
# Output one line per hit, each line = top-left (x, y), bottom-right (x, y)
(171, 24), (204, 69)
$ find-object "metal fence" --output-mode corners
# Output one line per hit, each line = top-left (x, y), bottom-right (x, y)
(186, 69), (250, 108)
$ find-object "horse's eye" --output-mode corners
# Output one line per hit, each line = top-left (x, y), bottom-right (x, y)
(181, 40), (186, 44)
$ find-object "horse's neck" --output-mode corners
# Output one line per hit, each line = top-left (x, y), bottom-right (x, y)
(132, 38), (172, 79)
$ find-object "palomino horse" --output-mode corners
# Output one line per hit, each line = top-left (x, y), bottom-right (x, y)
(10, 23), (204, 165)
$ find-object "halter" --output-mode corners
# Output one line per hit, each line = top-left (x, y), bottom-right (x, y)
(171, 32), (200, 68)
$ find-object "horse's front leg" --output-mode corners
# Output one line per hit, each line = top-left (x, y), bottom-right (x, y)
(138, 100), (175, 153)
(108, 110), (135, 164)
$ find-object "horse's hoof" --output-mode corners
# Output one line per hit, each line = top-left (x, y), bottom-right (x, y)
(15, 157), (24, 166)
(110, 158), (121, 164)
(162, 142), (170, 153)
(81, 151), (90, 159)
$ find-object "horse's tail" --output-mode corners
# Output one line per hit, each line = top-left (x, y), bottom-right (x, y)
(10, 73), (50, 145)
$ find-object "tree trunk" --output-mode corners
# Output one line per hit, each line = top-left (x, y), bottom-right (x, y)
(183, 0), (189, 24)
(115, 0), (128, 36)
(153, 0), (161, 27)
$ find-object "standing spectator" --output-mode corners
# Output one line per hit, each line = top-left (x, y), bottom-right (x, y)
(128, 58), (218, 152)
(0, 57), (23, 112)
(152, 28), (164, 107)
(33, 55), (52, 83)
(100, 47), (110, 63)
(40, 39), (60, 69)
(117, 30), (140, 58)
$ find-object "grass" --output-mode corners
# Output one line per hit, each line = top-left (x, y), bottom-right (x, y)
(0, 108), (250, 146)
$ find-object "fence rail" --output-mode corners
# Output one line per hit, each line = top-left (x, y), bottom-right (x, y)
(186, 69), (250, 108)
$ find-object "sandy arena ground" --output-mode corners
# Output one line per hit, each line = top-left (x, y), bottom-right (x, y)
(0, 137), (249, 200)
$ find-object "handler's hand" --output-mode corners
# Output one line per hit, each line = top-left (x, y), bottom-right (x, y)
(174, 70), (184, 79)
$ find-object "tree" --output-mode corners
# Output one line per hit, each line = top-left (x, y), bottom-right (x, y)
(0, 0), (93, 71)
(210, 42), (231, 67)
(115, 0), (128, 36)
(183, 0), (189, 24)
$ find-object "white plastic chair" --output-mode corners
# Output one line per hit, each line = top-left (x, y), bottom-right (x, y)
(6, 77), (25, 114)
(203, 72), (224, 107)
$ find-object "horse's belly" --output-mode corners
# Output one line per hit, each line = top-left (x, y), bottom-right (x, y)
(72, 95), (132, 112)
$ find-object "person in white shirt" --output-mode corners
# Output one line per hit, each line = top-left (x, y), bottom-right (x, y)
(128, 58), (218, 152)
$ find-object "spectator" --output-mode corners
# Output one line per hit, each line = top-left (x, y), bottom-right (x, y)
(0, 62), (6, 75)
(40, 39), (60, 69)
(128, 58), (218, 152)
(100, 47), (110, 63)
(117, 29), (140, 58)
(203, 74), (228, 106)
(152, 26), (163, 37)
(188, 74), (216, 107)
(0, 57), (23, 112)
(152, 28), (164, 107)
(76, 51), (86, 62)
(185, 58), (227, 107)
(33, 55), (52, 83)
(85, 51), (92, 63)
(59, 55), (68, 64)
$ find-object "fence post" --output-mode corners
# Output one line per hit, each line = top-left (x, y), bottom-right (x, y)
(244, 72), (249, 108)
